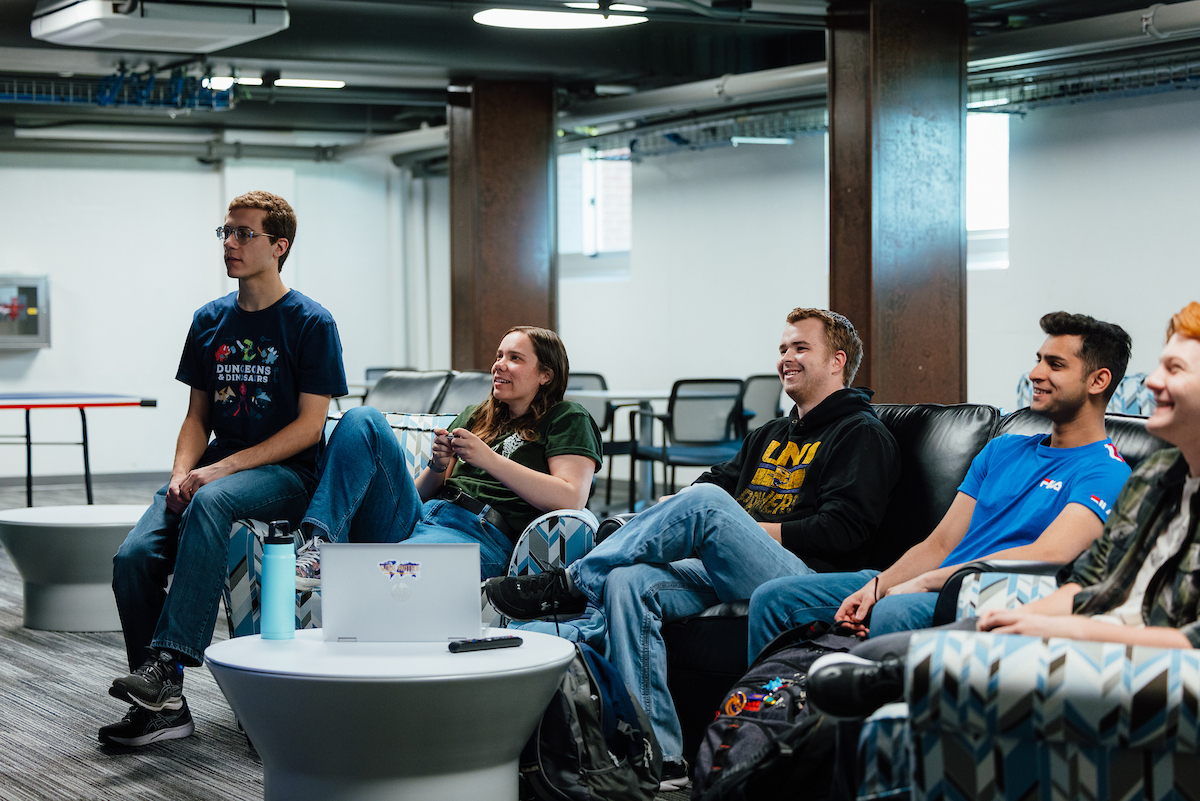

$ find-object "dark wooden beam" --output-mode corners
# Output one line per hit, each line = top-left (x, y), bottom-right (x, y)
(828, 0), (967, 404)
(448, 80), (557, 370)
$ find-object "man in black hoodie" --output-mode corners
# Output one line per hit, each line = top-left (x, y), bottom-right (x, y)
(486, 308), (900, 788)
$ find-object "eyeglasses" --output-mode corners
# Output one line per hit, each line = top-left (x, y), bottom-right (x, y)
(215, 226), (279, 244)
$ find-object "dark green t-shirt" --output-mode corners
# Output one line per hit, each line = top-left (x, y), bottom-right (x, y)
(444, 400), (603, 535)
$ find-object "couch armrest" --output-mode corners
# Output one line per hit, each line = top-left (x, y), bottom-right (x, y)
(932, 560), (1063, 625)
(507, 508), (599, 577)
(906, 630), (1200, 752)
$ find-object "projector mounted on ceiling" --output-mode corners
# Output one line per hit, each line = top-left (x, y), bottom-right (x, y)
(31, 0), (289, 53)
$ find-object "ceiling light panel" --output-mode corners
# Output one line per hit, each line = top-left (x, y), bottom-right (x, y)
(473, 8), (648, 29)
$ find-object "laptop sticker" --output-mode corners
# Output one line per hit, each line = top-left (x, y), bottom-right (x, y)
(379, 560), (421, 579)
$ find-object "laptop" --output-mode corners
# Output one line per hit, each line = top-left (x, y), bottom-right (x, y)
(320, 542), (484, 643)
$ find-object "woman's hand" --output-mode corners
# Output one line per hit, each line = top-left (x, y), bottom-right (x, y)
(447, 427), (500, 471)
(430, 429), (455, 474)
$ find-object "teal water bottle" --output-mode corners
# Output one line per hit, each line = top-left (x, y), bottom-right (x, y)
(261, 520), (295, 640)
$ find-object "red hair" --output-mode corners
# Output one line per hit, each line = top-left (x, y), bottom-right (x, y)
(1167, 302), (1200, 341)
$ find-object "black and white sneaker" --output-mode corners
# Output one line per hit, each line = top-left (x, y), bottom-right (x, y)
(99, 699), (195, 747)
(110, 651), (184, 711)
(659, 758), (692, 791)
(805, 653), (906, 719)
(482, 568), (587, 621)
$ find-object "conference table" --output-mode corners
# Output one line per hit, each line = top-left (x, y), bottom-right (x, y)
(0, 392), (156, 506)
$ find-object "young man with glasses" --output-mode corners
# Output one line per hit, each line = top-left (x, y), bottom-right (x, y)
(101, 191), (347, 746)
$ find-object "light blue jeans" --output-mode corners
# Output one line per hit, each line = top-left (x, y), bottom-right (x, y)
(301, 406), (513, 579)
(566, 483), (816, 760)
(747, 571), (940, 660)
(113, 464), (310, 669)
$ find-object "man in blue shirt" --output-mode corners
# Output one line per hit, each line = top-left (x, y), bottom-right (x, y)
(101, 191), (348, 747)
(748, 312), (1133, 658)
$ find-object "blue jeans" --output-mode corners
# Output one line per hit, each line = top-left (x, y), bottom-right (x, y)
(747, 571), (940, 660)
(567, 483), (816, 760)
(113, 464), (310, 670)
(301, 406), (513, 579)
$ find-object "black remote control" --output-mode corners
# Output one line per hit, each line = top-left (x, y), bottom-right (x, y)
(449, 635), (523, 653)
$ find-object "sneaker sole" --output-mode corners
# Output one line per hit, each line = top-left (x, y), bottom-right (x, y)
(295, 577), (320, 591)
(101, 720), (195, 747)
(659, 777), (692, 792)
(109, 684), (183, 712)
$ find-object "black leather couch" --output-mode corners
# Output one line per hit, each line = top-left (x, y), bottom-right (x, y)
(603, 402), (1168, 762)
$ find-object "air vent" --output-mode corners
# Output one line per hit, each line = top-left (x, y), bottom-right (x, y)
(31, 0), (289, 53)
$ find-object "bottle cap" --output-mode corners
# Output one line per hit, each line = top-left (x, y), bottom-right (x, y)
(264, 535), (293, 545)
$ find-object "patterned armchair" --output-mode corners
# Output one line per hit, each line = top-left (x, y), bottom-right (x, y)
(855, 573), (1200, 801)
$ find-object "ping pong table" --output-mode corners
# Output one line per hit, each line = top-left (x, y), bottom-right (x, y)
(0, 393), (157, 507)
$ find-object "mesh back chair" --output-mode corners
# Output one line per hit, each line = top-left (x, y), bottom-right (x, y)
(568, 372), (636, 510)
(435, 371), (494, 415)
(630, 379), (745, 504)
(740, 373), (784, 436)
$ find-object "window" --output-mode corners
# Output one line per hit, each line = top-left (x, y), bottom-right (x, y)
(558, 147), (632, 280)
(965, 113), (1010, 271)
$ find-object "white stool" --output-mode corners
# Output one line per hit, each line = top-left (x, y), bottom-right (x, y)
(0, 504), (145, 631)
(206, 628), (575, 801)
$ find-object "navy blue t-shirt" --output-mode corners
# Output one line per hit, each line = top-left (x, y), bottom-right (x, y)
(176, 290), (348, 488)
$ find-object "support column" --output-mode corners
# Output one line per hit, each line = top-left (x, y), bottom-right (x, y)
(828, 0), (967, 403)
(448, 80), (557, 370)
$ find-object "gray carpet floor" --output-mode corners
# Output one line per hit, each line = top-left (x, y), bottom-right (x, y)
(0, 477), (691, 801)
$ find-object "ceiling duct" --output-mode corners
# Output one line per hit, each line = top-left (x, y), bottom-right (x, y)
(970, 1), (1200, 71)
(560, 0), (1200, 129)
(30, 0), (290, 53)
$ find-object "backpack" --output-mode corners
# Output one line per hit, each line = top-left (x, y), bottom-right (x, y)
(521, 642), (663, 801)
(692, 621), (862, 801)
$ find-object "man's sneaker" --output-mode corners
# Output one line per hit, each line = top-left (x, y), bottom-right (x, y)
(99, 699), (194, 747)
(482, 568), (587, 621)
(659, 758), (692, 791)
(109, 651), (184, 712)
(295, 535), (325, 590)
(805, 653), (906, 719)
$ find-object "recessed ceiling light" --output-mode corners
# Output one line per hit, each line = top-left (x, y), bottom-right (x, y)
(273, 78), (346, 89)
(473, 8), (648, 29)
(564, 3), (648, 10)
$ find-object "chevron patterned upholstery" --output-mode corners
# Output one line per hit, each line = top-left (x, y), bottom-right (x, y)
(906, 631), (1200, 801)
(954, 572), (1060, 621)
(222, 412), (456, 638)
(856, 630), (1200, 801)
(507, 508), (599, 578)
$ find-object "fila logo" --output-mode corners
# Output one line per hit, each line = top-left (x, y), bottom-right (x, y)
(1039, 477), (1063, 492)
(1091, 495), (1110, 514)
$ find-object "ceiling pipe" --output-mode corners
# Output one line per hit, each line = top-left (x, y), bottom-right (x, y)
(0, 136), (339, 161)
(0, 123), (450, 161)
(969, 1), (1200, 70)
(560, 62), (827, 128)
(560, 0), (1200, 128)
(338, 124), (447, 159)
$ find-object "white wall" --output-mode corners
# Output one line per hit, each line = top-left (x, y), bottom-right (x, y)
(557, 137), (827, 485)
(968, 91), (1200, 409)
(558, 136), (829, 390)
(0, 148), (422, 479)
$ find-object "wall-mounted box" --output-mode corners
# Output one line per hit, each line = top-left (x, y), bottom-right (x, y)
(0, 277), (50, 349)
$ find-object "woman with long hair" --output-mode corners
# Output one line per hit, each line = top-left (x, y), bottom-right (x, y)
(299, 325), (602, 578)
